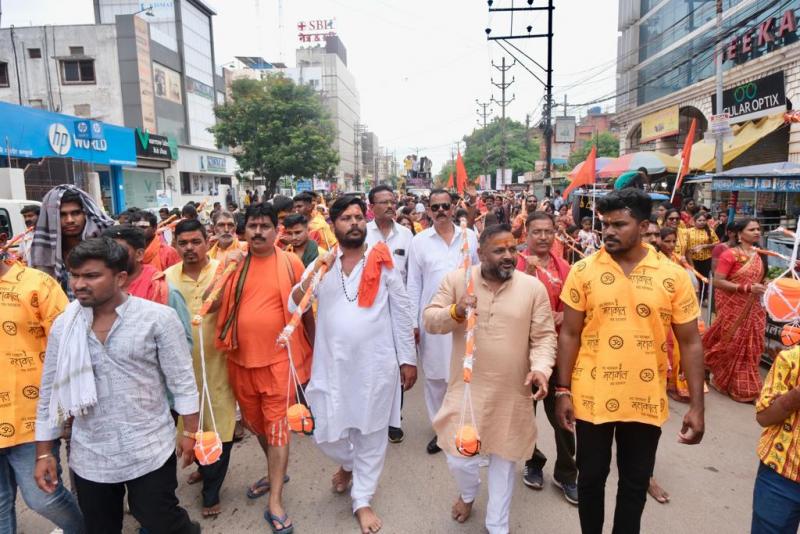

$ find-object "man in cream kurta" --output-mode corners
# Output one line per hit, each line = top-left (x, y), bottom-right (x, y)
(289, 196), (416, 534)
(424, 224), (556, 534)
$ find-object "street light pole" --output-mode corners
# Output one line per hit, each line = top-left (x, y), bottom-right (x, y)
(714, 0), (724, 174)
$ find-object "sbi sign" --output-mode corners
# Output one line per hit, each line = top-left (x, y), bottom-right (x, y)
(48, 122), (108, 156)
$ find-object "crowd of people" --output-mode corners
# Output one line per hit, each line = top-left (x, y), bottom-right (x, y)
(0, 182), (798, 534)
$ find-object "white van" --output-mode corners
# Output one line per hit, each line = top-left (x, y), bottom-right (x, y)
(0, 199), (41, 239)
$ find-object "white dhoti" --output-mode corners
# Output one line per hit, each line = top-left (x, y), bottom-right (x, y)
(424, 377), (448, 423)
(446, 453), (516, 534)
(316, 427), (389, 513)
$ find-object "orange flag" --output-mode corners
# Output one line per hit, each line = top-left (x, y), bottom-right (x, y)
(562, 145), (597, 200)
(670, 118), (697, 203)
(456, 151), (469, 195)
(447, 172), (454, 189)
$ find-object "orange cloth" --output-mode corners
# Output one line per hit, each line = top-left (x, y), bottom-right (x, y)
(0, 262), (68, 447)
(143, 237), (180, 271)
(216, 247), (311, 377)
(227, 359), (292, 446)
(358, 242), (394, 308)
(208, 238), (245, 263)
(126, 264), (169, 304)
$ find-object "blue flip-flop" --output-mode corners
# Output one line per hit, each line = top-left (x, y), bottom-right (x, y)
(264, 509), (294, 534)
(246, 474), (290, 499)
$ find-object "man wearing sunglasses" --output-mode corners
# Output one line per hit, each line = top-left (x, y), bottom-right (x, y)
(407, 189), (479, 455)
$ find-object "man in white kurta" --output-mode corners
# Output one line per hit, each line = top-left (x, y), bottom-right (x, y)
(407, 189), (478, 453)
(289, 196), (416, 534)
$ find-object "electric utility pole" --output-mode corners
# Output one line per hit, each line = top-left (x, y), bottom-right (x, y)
(476, 99), (493, 128)
(486, 0), (554, 180)
(491, 57), (515, 190)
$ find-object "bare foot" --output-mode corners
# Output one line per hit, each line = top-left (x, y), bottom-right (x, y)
(355, 506), (382, 533)
(451, 496), (473, 523)
(332, 467), (353, 494)
(187, 470), (203, 485)
(202, 503), (221, 518)
(648, 477), (670, 504)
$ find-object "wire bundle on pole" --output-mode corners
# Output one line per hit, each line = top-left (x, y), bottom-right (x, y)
(455, 218), (480, 457)
(277, 249), (337, 435)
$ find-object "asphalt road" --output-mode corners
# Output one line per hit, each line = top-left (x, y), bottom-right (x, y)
(17, 378), (761, 533)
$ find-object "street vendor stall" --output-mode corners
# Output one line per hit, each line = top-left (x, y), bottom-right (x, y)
(688, 162), (800, 232)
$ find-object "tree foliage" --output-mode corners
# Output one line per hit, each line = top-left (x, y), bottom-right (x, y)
(210, 75), (339, 197)
(567, 131), (620, 168)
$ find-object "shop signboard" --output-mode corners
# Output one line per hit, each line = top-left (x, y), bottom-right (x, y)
(552, 142), (571, 164)
(554, 116), (576, 143)
(134, 16), (157, 133)
(0, 101), (136, 166)
(297, 18), (337, 43)
(186, 77), (215, 100)
(296, 179), (313, 192)
(725, 8), (798, 65)
(74, 120), (104, 141)
(153, 62), (183, 104)
(199, 155), (227, 173)
(640, 105), (679, 143)
(712, 177), (800, 192)
(711, 71), (786, 124)
(135, 128), (175, 160)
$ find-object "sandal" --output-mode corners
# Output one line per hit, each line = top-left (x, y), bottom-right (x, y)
(246, 474), (290, 499)
(264, 509), (294, 534)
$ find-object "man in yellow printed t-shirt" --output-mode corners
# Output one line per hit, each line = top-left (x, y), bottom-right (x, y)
(0, 260), (83, 531)
(554, 189), (706, 534)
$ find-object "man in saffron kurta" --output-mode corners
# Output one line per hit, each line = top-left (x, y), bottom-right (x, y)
(166, 219), (237, 517)
(289, 196), (416, 534)
(424, 224), (556, 534)
(131, 210), (180, 271)
(215, 203), (311, 533)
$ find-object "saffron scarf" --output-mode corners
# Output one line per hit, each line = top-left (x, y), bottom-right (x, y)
(358, 242), (394, 308)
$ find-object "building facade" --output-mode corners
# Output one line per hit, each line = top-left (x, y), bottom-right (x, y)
(0, 0), (238, 212)
(615, 0), (800, 167)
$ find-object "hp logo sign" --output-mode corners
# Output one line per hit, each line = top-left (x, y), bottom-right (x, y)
(48, 123), (71, 155)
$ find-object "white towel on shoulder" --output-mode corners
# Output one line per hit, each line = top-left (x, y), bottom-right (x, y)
(48, 300), (98, 427)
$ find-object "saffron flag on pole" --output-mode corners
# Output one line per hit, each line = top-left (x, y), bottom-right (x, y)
(562, 145), (597, 200)
(456, 151), (468, 195)
(447, 172), (454, 189)
(670, 117), (697, 203)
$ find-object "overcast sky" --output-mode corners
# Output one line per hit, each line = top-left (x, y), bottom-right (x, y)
(2, 0), (618, 172)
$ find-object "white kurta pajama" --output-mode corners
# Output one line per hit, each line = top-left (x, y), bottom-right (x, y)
(407, 224), (479, 422)
(288, 245), (416, 512)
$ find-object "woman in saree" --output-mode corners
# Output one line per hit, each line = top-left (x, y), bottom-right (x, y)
(703, 218), (768, 403)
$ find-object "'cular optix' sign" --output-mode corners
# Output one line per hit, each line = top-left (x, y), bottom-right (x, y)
(711, 71), (786, 124)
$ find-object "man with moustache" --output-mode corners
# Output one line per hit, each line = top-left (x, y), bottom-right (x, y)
(424, 224), (556, 533)
(366, 185), (414, 444)
(556, 188), (705, 534)
(16, 204), (40, 264)
(289, 196), (416, 534)
(515, 212), (578, 504)
(30, 185), (114, 299)
(208, 211), (245, 263)
(213, 203), (312, 532)
(165, 219), (237, 518)
(511, 195), (539, 242)
(34, 237), (200, 533)
(408, 189), (478, 454)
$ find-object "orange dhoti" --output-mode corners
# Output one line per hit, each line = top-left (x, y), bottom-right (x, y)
(228, 359), (295, 446)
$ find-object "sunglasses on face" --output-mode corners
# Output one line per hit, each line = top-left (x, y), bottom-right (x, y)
(431, 203), (451, 212)
(667, 216), (680, 221)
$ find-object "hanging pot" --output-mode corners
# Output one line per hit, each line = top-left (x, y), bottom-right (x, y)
(287, 403), (315, 435)
(193, 431), (223, 465)
(764, 278), (800, 322)
(455, 425), (481, 457)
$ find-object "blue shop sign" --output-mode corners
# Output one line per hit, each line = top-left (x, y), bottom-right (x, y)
(712, 176), (800, 192)
(0, 101), (136, 166)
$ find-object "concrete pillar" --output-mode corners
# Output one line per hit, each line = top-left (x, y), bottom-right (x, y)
(0, 168), (28, 200)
